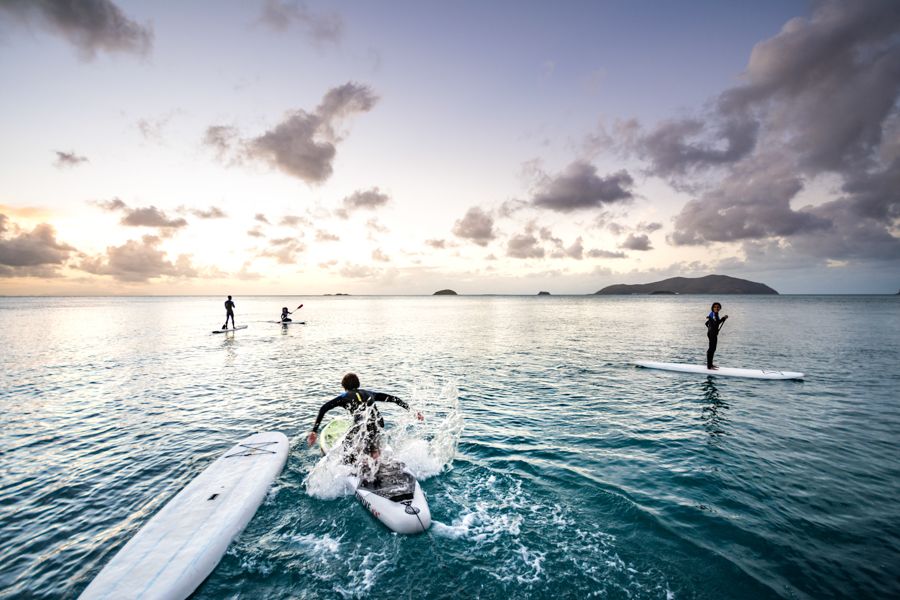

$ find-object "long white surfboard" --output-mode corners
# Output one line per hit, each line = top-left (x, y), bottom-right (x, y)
(212, 325), (248, 334)
(79, 431), (289, 600)
(635, 361), (804, 380)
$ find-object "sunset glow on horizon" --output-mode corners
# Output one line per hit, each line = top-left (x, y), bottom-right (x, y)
(1, 0), (898, 295)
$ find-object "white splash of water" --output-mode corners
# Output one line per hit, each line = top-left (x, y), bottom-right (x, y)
(304, 379), (462, 499)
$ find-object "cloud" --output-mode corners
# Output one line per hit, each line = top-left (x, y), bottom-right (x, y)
(372, 248), (390, 262)
(254, 213), (270, 224)
(453, 207), (496, 246)
(259, 0), (342, 45)
(54, 150), (88, 168)
(336, 188), (390, 218)
(531, 161), (634, 212)
(0, 0), (153, 60)
(620, 233), (653, 251)
(247, 227), (265, 238)
(507, 228), (545, 259)
(605, 1), (900, 265)
(206, 83), (378, 184)
(366, 218), (389, 236)
(279, 214), (311, 227)
(316, 229), (339, 242)
(0, 215), (75, 277)
(78, 235), (196, 282)
(340, 263), (377, 278)
(259, 237), (305, 264)
(188, 206), (227, 219)
(97, 200), (187, 230)
(587, 248), (626, 259)
(669, 154), (831, 245)
(425, 239), (446, 249)
(137, 112), (179, 143)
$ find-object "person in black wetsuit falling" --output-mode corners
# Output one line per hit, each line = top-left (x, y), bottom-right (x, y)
(705, 302), (728, 369)
(306, 373), (423, 462)
(222, 295), (236, 329)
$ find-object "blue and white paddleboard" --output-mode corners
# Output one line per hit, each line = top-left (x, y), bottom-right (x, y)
(79, 432), (288, 600)
(212, 325), (248, 334)
(635, 361), (804, 380)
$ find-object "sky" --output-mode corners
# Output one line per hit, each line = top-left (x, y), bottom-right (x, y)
(0, 0), (898, 295)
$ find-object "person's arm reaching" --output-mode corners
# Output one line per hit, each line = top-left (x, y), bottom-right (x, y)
(372, 392), (424, 421)
(307, 396), (345, 446)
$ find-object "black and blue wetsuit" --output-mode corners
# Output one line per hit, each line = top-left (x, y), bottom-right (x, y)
(223, 299), (236, 328)
(311, 389), (410, 455)
(705, 312), (727, 368)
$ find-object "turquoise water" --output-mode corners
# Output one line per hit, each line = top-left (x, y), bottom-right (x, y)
(1, 295), (898, 599)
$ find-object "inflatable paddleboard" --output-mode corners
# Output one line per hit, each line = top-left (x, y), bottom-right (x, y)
(80, 431), (289, 600)
(212, 325), (248, 333)
(318, 418), (431, 534)
(635, 361), (804, 380)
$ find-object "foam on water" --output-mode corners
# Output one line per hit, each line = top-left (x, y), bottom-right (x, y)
(303, 380), (462, 499)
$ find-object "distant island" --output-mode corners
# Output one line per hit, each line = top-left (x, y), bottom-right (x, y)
(324, 293), (350, 296)
(595, 274), (778, 295)
(538, 291), (550, 295)
(433, 289), (458, 295)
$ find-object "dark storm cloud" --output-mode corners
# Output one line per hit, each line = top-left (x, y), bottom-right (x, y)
(205, 83), (378, 184)
(669, 155), (831, 245)
(531, 161), (634, 212)
(0, 215), (75, 277)
(259, 0), (343, 45)
(78, 235), (196, 282)
(620, 233), (653, 251)
(54, 150), (88, 168)
(631, 117), (759, 178)
(647, 0), (900, 260)
(452, 207), (496, 246)
(0, 0), (153, 60)
(336, 188), (390, 218)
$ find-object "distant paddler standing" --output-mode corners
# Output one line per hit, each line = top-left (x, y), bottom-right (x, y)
(705, 302), (728, 370)
(222, 295), (236, 330)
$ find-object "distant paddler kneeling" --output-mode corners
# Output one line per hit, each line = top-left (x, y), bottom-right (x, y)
(280, 304), (303, 322)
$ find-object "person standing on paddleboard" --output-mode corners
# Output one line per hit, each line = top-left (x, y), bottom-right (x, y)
(705, 302), (728, 369)
(306, 373), (423, 460)
(222, 295), (236, 329)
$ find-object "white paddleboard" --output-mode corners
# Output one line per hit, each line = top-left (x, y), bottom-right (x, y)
(212, 325), (248, 333)
(269, 320), (306, 325)
(635, 361), (804, 380)
(79, 431), (289, 600)
(317, 418), (431, 534)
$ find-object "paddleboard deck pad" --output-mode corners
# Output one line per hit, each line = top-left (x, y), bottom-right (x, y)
(351, 460), (431, 535)
(79, 431), (288, 600)
(212, 325), (248, 333)
(635, 361), (804, 380)
(319, 418), (351, 454)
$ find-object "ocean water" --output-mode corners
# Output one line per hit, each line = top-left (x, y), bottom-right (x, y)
(1, 295), (898, 599)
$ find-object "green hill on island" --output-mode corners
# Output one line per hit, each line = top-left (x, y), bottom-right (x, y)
(433, 289), (458, 295)
(595, 274), (778, 295)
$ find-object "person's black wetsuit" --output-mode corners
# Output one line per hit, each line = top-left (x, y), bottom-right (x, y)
(224, 299), (236, 328)
(705, 312), (727, 368)
(311, 389), (409, 456)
